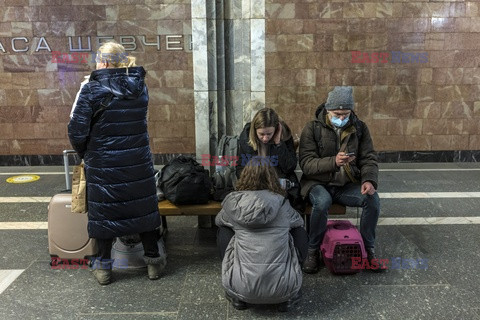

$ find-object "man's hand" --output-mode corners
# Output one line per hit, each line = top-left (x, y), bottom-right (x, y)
(361, 181), (376, 195)
(273, 123), (282, 145)
(335, 152), (355, 167)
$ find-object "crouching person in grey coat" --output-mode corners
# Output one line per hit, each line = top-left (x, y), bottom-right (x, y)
(215, 158), (308, 312)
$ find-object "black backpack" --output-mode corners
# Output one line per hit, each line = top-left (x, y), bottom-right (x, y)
(159, 156), (212, 205)
(212, 135), (239, 201)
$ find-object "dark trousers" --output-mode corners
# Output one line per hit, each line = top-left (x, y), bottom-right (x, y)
(216, 226), (309, 264)
(308, 183), (380, 249)
(96, 229), (160, 261)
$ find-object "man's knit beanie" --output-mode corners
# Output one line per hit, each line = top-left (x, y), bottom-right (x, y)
(325, 86), (354, 110)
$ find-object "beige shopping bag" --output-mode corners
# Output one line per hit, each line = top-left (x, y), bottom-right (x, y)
(71, 162), (87, 213)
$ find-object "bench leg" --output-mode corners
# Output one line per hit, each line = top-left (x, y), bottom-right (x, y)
(198, 216), (214, 229)
(356, 207), (360, 227)
(304, 214), (310, 233)
(161, 216), (168, 236)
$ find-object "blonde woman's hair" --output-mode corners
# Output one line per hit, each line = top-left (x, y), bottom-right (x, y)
(248, 108), (280, 151)
(235, 159), (286, 196)
(97, 40), (136, 68)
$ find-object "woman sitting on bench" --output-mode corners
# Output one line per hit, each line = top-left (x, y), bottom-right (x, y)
(236, 108), (304, 211)
(216, 159), (308, 312)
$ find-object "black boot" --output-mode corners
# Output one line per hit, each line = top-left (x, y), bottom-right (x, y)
(225, 291), (247, 310)
(366, 247), (386, 273)
(302, 248), (322, 274)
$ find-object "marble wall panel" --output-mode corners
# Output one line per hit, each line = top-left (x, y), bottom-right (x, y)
(251, 18), (265, 92)
(463, 119), (480, 135)
(10, 139), (49, 155)
(474, 101), (480, 116)
(0, 124), (14, 140)
(46, 139), (72, 155)
(404, 135), (432, 151)
(0, 2), (194, 156)
(136, 4), (189, 20)
(0, 140), (10, 155)
(469, 135), (480, 150)
(0, 90), (6, 107)
(2, 0), (480, 158)
(266, 0), (480, 154)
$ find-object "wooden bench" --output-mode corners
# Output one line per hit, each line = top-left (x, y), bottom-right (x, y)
(158, 200), (222, 230)
(158, 200), (347, 231)
(158, 200), (222, 216)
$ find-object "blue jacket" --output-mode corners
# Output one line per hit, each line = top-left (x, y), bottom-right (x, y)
(68, 66), (160, 239)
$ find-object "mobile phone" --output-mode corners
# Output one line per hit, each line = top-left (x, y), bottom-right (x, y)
(345, 152), (355, 157)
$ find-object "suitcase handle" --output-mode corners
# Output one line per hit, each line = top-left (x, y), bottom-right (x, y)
(63, 150), (76, 191)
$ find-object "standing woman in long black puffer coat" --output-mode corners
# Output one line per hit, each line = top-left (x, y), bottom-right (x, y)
(68, 41), (165, 285)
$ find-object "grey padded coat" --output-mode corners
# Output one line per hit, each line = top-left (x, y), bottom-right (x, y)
(215, 190), (303, 304)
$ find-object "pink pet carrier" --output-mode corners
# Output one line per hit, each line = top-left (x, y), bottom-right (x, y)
(320, 220), (367, 274)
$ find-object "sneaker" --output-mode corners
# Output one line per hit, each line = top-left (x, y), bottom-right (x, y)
(92, 268), (112, 285)
(225, 291), (248, 310)
(302, 248), (321, 274)
(366, 247), (386, 273)
(277, 290), (302, 312)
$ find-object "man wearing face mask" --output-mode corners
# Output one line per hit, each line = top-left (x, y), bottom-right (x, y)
(299, 86), (382, 274)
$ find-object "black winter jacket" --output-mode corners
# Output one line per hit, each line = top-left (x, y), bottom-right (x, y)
(68, 66), (160, 239)
(236, 122), (298, 181)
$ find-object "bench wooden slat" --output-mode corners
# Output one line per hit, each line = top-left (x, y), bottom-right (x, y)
(158, 200), (346, 216)
(158, 200), (222, 216)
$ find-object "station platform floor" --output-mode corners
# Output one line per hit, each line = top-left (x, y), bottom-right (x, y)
(0, 162), (480, 320)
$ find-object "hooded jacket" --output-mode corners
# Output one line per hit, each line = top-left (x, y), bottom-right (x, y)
(215, 190), (303, 304)
(68, 66), (160, 239)
(299, 104), (378, 198)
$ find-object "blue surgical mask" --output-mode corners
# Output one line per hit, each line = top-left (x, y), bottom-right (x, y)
(331, 116), (349, 127)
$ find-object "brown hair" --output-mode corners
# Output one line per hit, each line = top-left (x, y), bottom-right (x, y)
(248, 108), (280, 151)
(235, 159), (286, 196)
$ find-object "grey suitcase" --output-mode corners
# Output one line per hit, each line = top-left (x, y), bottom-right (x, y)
(48, 150), (97, 264)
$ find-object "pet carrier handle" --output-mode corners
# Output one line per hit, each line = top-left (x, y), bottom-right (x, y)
(63, 149), (76, 191)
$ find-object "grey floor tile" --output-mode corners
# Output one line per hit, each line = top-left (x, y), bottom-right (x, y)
(0, 230), (49, 269)
(2, 163), (480, 319)
(379, 170), (480, 193)
(378, 163), (480, 170)
(397, 225), (480, 305)
(0, 261), (98, 319)
(76, 313), (177, 320)
(180, 274), (225, 304)
(317, 226), (448, 287)
(0, 203), (48, 222)
(0, 174), (67, 196)
(77, 269), (184, 314)
(379, 198), (480, 217)
(290, 283), (476, 320)
(177, 302), (227, 320)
